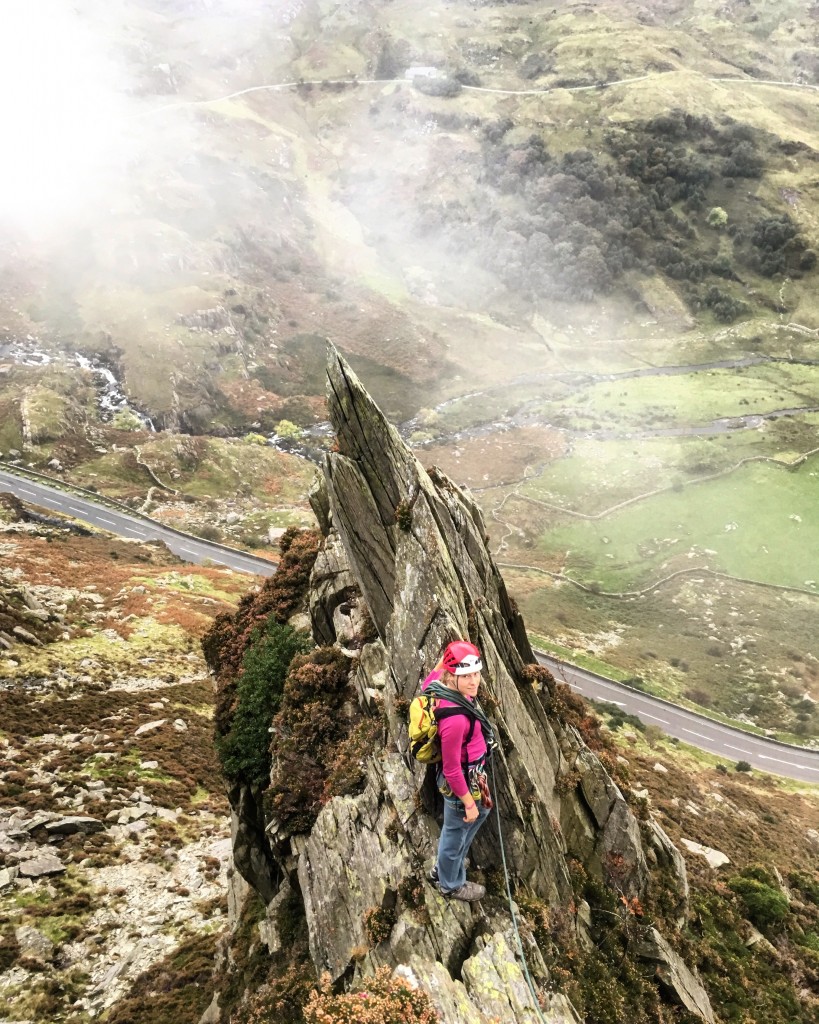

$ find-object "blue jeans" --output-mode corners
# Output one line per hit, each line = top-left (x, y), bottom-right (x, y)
(436, 795), (491, 892)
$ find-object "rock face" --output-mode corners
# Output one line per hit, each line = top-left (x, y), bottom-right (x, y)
(226, 346), (711, 1023)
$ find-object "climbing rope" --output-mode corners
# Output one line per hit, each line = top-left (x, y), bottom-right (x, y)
(489, 756), (551, 1024)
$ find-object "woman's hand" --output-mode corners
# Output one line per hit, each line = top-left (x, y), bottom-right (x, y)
(462, 800), (479, 823)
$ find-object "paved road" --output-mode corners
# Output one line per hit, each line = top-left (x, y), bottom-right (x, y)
(536, 651), (819, 783)
(0, 468), (276, 577)
(3, 467), (818, 781)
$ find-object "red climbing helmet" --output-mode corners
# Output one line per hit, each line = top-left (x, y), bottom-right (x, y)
(442, 640), (483, 676)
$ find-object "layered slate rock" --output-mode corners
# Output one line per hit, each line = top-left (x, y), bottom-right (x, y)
(230, 345), (712, 1024)
(321, 348), (658, 899)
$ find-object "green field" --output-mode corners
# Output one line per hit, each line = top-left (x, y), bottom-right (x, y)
(539, 453), (819, 592)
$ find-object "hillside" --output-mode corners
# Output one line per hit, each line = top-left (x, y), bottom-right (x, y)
(3, 0), (819, 425)
(0, 492), (257, 1020)
(2, 3), (819, 732)
(1, 3), (819, 1018)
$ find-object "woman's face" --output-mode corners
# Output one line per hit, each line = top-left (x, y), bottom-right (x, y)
(456, 670), (481, 698)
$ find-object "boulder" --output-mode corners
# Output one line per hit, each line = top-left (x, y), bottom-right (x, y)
(44, 816), (105, 836)
(198, 993), (221, 1024)
(0, 865), (19, 889)
(117, 805), (154, 824)
(134, 719), (166, 736)
(15, 925), (54, 965)
(18, 853), (64, 877)
(680, 839), (730, 870)
(635, 927), (716, 1024)
(12, 625), (42, 646)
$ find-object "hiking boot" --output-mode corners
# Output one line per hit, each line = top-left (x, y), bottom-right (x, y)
(440, 881), (485, 902)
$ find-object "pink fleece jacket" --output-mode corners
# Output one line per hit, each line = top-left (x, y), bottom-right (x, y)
(423, 670), (487, 798)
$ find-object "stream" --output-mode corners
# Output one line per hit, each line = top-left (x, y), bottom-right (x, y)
(3, 339), (816, 452)
(0, 339), (155, 431)
(402, 354), (819, 449)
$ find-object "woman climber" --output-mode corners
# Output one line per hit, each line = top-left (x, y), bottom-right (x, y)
(423, 640), (494, 902)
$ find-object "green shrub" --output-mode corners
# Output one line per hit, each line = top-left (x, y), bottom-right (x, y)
(188, 523), (222, 542)
(728, 876), (789, 929)
(216, 620), (311, 786)
(303, 967), (439, 1024)
(275, 419), (302, 441)
(788, 871), (819, 905)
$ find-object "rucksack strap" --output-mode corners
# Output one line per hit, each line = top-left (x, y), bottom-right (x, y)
(434, 704), (477, 747)
(426, 681), (496, 752)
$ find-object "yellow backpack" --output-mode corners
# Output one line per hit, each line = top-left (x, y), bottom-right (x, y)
(407, 693), (477, 764)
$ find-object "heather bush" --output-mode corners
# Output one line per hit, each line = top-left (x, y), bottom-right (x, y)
(303, 967), (439, 1024)
(202, 527), (320, 678)
(323, 717), (383, 801)
(362, 904), (396, 945)
(104, 932), (217, 1024)
(266, 647), (383, 834)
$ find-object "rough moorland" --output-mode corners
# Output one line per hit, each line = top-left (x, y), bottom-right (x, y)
(0, 492), (254, 1022)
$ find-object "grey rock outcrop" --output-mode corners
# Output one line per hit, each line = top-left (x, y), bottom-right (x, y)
(225, 345), (709, 1024)
(318, 348), (664, 901)
(635, 927), (716, 1024)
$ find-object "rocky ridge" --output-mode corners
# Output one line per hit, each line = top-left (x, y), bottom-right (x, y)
(222, 347), (715, 1024)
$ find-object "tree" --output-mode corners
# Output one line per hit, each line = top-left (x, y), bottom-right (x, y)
(706, 206), (728, 230)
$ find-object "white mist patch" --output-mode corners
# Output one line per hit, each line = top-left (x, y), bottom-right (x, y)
(0, 1), (133, 233)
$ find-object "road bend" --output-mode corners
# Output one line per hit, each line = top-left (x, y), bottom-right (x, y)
(3, 467), (818, 781)
(536, 651), (819, 784)
(0, 467), (275, 577)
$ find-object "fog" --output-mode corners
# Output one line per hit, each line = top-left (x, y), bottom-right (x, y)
(1, 0), (664, 431)
(0, 2), (136, 232)
(0, 0), (499, 323)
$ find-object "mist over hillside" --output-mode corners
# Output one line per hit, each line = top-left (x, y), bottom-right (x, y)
(2, 0), (818, 425)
